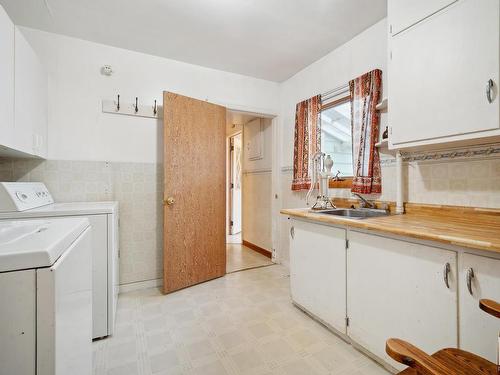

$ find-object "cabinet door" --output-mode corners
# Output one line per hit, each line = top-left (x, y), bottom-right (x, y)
(14, 27), (48, 157)
(0, 4), (15, 149)
(389, 0), (499, 147)
(347, 231), (457, 369)
(289, 219), (347, 333)
(459, 253), (500, 363)
(389, 0), (457, 35)
(0, 270), (36, 375)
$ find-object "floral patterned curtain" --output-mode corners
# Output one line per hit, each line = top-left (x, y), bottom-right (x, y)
(350, 69), (382, 194)
(291, 95), (321, 191)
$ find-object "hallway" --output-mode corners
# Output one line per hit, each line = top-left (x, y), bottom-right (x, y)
(226, 243), (274, 273)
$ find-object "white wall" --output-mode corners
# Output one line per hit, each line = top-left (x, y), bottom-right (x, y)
(279, 19), (387, 168)
(6, 27), (280, 287)
(276, 19), (388, 267)
(243, 118), (273, 251)
(20, 27), (280, 164)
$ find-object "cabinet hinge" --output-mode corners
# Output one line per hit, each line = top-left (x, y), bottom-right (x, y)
(230, 145), (234, 151)
(230, 220), (234, 226)
(345, 239), (349, 250)
(346, 317), (350, 327)
(390, 24), (392, 34)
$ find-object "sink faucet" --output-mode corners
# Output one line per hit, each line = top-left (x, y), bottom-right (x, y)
(353, 193), (376, 209)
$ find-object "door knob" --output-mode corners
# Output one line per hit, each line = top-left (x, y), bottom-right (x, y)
(165, 197), (175, 206)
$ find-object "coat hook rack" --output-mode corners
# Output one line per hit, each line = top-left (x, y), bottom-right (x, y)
(102, 95), (162, 119)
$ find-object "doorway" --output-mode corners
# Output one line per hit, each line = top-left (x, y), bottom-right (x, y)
(228, 132), (242, 242)
(226, 111), (274, 273)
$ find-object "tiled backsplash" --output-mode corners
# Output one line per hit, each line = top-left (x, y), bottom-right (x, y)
(281, 150), (500, 209)
(278, 150), (500, 267)
(321, 158), (500, 208)
(0, 158), (163, 286)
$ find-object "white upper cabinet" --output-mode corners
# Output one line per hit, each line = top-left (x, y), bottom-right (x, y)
(14, 28), (48, 158)
(459, 253), (500, 363)
(389, 0), (457, 35)
(388, 0), (500, 148)
(0, 4), (15, 150)
(347, 231), (458, 369)
(289, 219), (347, 333)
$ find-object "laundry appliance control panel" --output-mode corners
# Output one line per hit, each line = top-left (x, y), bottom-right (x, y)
(0, 182), (54, 212)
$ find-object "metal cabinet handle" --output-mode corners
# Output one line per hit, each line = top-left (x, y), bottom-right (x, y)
(486, 79), (494, 103)
(466, 268), (475, 295)
(443, 262), (451, 289)
(290, 226), (295, 239)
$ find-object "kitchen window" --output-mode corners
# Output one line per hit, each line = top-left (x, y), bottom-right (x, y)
(320, 96), (353, 187)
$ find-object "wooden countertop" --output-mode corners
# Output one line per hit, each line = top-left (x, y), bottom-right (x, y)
(281, 205), (500, 254)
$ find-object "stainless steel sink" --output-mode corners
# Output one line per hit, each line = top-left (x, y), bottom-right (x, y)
(315, 208), (390, 219)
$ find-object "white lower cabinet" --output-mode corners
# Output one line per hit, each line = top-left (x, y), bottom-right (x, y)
(459, 253), (500, 362)
(288, 219), (500, 370)
(289, 219), (347, 333)
(346, 231), (458, 369)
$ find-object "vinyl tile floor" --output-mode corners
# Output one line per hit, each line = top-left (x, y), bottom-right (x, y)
(226, 244), (274, 273)
(93, 265), (391, 375)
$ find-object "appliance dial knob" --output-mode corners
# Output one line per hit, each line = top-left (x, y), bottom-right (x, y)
(16, 191), (29, 201)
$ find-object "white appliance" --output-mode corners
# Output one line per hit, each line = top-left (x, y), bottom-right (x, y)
(0, 182), (119, 339)
(0, 218), (92, 375)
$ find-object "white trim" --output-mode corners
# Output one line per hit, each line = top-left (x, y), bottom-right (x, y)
(243, 168), (272, 175)
(119, 278), (162, 293)
(401, 143), (500, 162)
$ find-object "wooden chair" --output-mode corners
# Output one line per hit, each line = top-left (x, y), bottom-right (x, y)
(386, 299), (500, 375)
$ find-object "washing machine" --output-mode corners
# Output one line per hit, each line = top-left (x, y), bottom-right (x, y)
(0, 217), (92, 375)
(0, 182), (119, 339)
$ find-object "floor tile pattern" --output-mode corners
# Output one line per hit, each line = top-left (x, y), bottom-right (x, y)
(226, 244), (274, 273)
(93, 265), (390, 375)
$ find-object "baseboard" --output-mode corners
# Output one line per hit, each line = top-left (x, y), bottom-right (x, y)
(119, 278), (163, 293)
(242, 240), (272, 258)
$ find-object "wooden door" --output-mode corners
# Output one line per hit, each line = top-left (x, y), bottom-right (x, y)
(290, 219), (347, 333)
(347, 231), (457, 370)
(163, 92), (226, 294)
(459, 253), (500, 362)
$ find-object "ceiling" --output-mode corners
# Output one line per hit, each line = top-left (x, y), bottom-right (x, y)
(0, 0), (386, 82)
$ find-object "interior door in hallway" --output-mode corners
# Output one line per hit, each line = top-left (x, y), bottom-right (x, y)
(163, 92), (226, 294)
(230, 133), (242, 234)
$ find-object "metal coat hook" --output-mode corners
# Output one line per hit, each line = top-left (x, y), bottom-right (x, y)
(153, 100), (157, 116)
(116, 94), (120, 111)
(134, 97), (139, 114)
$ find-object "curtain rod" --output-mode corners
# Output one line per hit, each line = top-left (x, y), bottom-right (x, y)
(321, 84), (349, 101)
